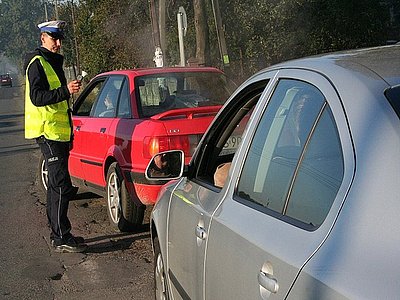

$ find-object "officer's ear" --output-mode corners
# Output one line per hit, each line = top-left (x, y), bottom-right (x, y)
(40, 33), (46, 44)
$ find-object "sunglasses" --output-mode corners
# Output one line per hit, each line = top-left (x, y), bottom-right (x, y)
(44, 32), (64, 41)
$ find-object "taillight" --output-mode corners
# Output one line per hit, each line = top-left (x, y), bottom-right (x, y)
(143, 137), (169, 158)
(143, 135), (201, 158)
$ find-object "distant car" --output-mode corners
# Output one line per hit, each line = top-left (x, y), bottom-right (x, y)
(147, 45), (400, 299)
(39, 67), (235, 232)
(0, 74), (12, 87)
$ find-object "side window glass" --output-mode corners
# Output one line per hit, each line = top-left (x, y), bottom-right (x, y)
(74, 80), (105, 116)
(117, 79), (131, 118)
(286, 107), (344, 227)
(92, 76), (124, 118)
(236, 79), (344, 230)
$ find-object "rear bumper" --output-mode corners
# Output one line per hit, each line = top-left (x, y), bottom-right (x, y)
(125, 171), (170, 205)
(132, 182), (162, 205)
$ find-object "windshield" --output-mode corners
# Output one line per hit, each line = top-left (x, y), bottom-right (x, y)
(136, 71), (235, 117)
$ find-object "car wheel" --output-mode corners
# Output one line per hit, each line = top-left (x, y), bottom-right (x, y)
(38, 154), (48, 193)
(106, 162), (145, 232)
(154, 236), (169, 300)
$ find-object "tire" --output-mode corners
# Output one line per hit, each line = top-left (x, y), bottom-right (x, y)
(38, 154), (48, 193)
(106, 162), (145, 232)
(154, 237), (169, 300)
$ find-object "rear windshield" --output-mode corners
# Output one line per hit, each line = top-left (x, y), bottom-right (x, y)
(385, 85), (400, 119)
(136, 71), (235, 117)
(1, 74), (10, 79)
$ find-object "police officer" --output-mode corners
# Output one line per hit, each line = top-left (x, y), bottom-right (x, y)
(24, 20), (86, 253)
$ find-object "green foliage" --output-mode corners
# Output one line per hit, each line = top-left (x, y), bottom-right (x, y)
(0, 0), (396, 81)
(69, 0), (153, 77)
(222, 0), (392, 79)
(0, 0), (43, 70)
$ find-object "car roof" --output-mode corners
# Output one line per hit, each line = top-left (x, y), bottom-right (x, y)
(96, 66), (224, 78)
(263, 44), (400, 87)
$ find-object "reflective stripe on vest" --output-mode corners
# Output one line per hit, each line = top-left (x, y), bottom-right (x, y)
(25, 55), (71, 141)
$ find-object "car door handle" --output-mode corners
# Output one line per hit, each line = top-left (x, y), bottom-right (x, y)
(100, 128), (106, 133)
(75, 125), (81, 131)
(258, 271), (279, 294)
(195, 225), (207, 240)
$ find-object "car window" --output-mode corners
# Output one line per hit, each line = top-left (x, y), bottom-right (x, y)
(136, 72), (234, 117)
(92, 76), (124, 118)
(236, 79), (344, 230)
(117, 78), (131, 118)
(74, 79), (106, 116)
(193, 80), (269, 188)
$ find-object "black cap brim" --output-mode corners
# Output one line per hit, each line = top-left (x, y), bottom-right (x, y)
(46, 31), (65, 40)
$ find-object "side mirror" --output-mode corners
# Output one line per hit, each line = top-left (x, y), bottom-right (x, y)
(145, 150), (184, 180)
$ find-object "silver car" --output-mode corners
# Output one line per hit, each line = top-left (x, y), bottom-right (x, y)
(147, 45), (400, 300)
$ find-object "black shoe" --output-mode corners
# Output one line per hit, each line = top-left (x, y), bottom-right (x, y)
(51, 235), (85, 246)
(52, 236), (87, 253)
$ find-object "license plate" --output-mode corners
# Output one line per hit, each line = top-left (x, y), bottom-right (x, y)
(224, 135), (242, 150)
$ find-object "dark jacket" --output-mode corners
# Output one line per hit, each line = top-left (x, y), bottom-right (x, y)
(24, 47), (70, 107)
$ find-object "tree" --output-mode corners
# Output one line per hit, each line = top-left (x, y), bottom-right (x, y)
(194, 0), (210, 65)
(221, 0), (391, 80)
(0, 0), (43, 71)
(71, 0), (153, 77)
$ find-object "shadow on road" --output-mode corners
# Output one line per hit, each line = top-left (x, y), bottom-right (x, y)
(72, 191), (103, 201)
(85, 228), (151, 254)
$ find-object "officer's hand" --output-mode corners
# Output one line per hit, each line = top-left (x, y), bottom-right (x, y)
(68, 80), (82, 95)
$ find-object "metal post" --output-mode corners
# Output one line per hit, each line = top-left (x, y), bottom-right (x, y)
(177, 7), (187, 67)
(70, 0), (80, 75)
(44, 1), (49, 21)
(159, 0), (166, 60)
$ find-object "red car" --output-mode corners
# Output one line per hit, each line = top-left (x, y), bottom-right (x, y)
(39, 67), (235, 231)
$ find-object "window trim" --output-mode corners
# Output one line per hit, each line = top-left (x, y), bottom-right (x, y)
(189, 80), (270, 188)
(72, 76), (107, 117)
(90, 75), (127, 118)
(282, 101), (327, 215)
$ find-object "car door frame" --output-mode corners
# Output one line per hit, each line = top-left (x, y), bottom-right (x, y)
(163, 75), (274, 299)
(202, 68), (355, 299)
(70, 75), (108, 181)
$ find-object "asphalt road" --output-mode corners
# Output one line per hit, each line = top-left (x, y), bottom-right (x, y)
(0, 79), (154, 299)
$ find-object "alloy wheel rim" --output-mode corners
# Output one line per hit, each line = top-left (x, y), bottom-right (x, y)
(41, 160), (48, 190)
(107, 171), (121, 224)
(155, 253), (167, 300)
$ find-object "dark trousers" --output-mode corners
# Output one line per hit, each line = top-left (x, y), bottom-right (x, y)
(37, 136), (74, 241)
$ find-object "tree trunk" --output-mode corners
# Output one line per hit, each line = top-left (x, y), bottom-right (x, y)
(193, 0), (210, 66)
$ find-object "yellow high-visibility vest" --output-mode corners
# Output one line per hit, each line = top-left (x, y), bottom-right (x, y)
(25, 55), (71, 141)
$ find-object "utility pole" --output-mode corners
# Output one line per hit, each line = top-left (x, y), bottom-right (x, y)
(159, 0), (166, 61)
(70, 0), (80, 75)
(211, 0), (229, 69)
